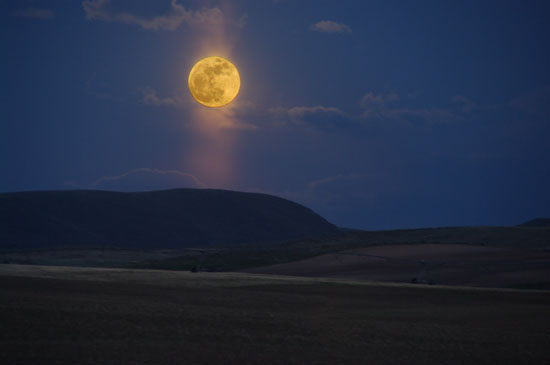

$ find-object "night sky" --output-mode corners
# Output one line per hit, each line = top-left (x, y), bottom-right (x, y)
(2, 0), (550, 230)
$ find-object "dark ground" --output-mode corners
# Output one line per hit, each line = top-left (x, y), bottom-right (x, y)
(1, 265), (549, 364)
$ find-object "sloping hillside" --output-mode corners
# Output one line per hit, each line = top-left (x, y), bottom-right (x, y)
(242, 243), (550, 289)
(518, 218), (550, 227)
(0, 189), (338, 249)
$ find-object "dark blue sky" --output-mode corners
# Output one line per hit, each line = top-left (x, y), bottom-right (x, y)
(2, 0), (550, 229)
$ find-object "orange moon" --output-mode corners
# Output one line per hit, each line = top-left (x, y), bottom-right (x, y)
(188, 56), (241, 108)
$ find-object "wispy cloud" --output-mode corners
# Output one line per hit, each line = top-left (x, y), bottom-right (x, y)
(90, 168), (206, 189)
(306, 173), (367, 194)
(310, 20), (351, 34)
(13, 7), (54, 19)
(288, 106), (346, 121)
(360, 91), (459, 124)
(141, 87), (180, 106)
(360, 91), (398, 120)
(360, 91), (399, 108)
(270, 105), (348, 124)
(82, 0), (223, 31)
(267, 91), (464, 131)
(452, 95), (477, 113)
(244, 172), (390, 211)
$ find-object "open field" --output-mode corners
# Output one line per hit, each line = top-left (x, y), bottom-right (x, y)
(244, 243), (550, 289)
(0, 247), (196, 268)
(2, 225), (550, 270)
(3, 239), (549, 290)
(1, 264), (549, 364)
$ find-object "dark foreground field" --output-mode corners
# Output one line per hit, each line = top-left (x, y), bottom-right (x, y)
(1, 265), (549, 364)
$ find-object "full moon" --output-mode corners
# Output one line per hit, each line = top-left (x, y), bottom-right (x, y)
(188, 56), (240, 108)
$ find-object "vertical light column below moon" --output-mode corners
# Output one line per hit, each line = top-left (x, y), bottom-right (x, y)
(186, 56), (241, 188)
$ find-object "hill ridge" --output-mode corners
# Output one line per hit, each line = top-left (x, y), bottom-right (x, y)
(0, 188), (338, 249)
(518, 218), (550, 227)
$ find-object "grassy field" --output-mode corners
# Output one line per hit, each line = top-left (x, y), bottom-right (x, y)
(2, 225), (549, 274)
(244, 243), (550, 289)
(3, 241), (549, 290)
(1, 264), (549, 364)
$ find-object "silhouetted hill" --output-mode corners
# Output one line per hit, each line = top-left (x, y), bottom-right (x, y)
(0, 189), (338, 249)
(518, 218), (550, 227)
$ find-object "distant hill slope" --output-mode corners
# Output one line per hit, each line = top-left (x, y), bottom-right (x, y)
(518, 218), (550, 227)
(0, 189), (338, 249)
(338, 226), (550, 248)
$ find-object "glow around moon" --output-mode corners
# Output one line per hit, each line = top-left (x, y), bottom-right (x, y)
(188, 56), (240, 108)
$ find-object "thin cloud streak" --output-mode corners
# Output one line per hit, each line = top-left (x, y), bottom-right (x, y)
(269, 105), (349, 126)
(288, 106), (346, 120)
(90, 168), (206, 189)
(310, 20), (351, 33)
(360, 91), (460, 124)
(141, 87), (180, 107)
(82, 0), (223, 31)
(306, 174), (364, 193)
